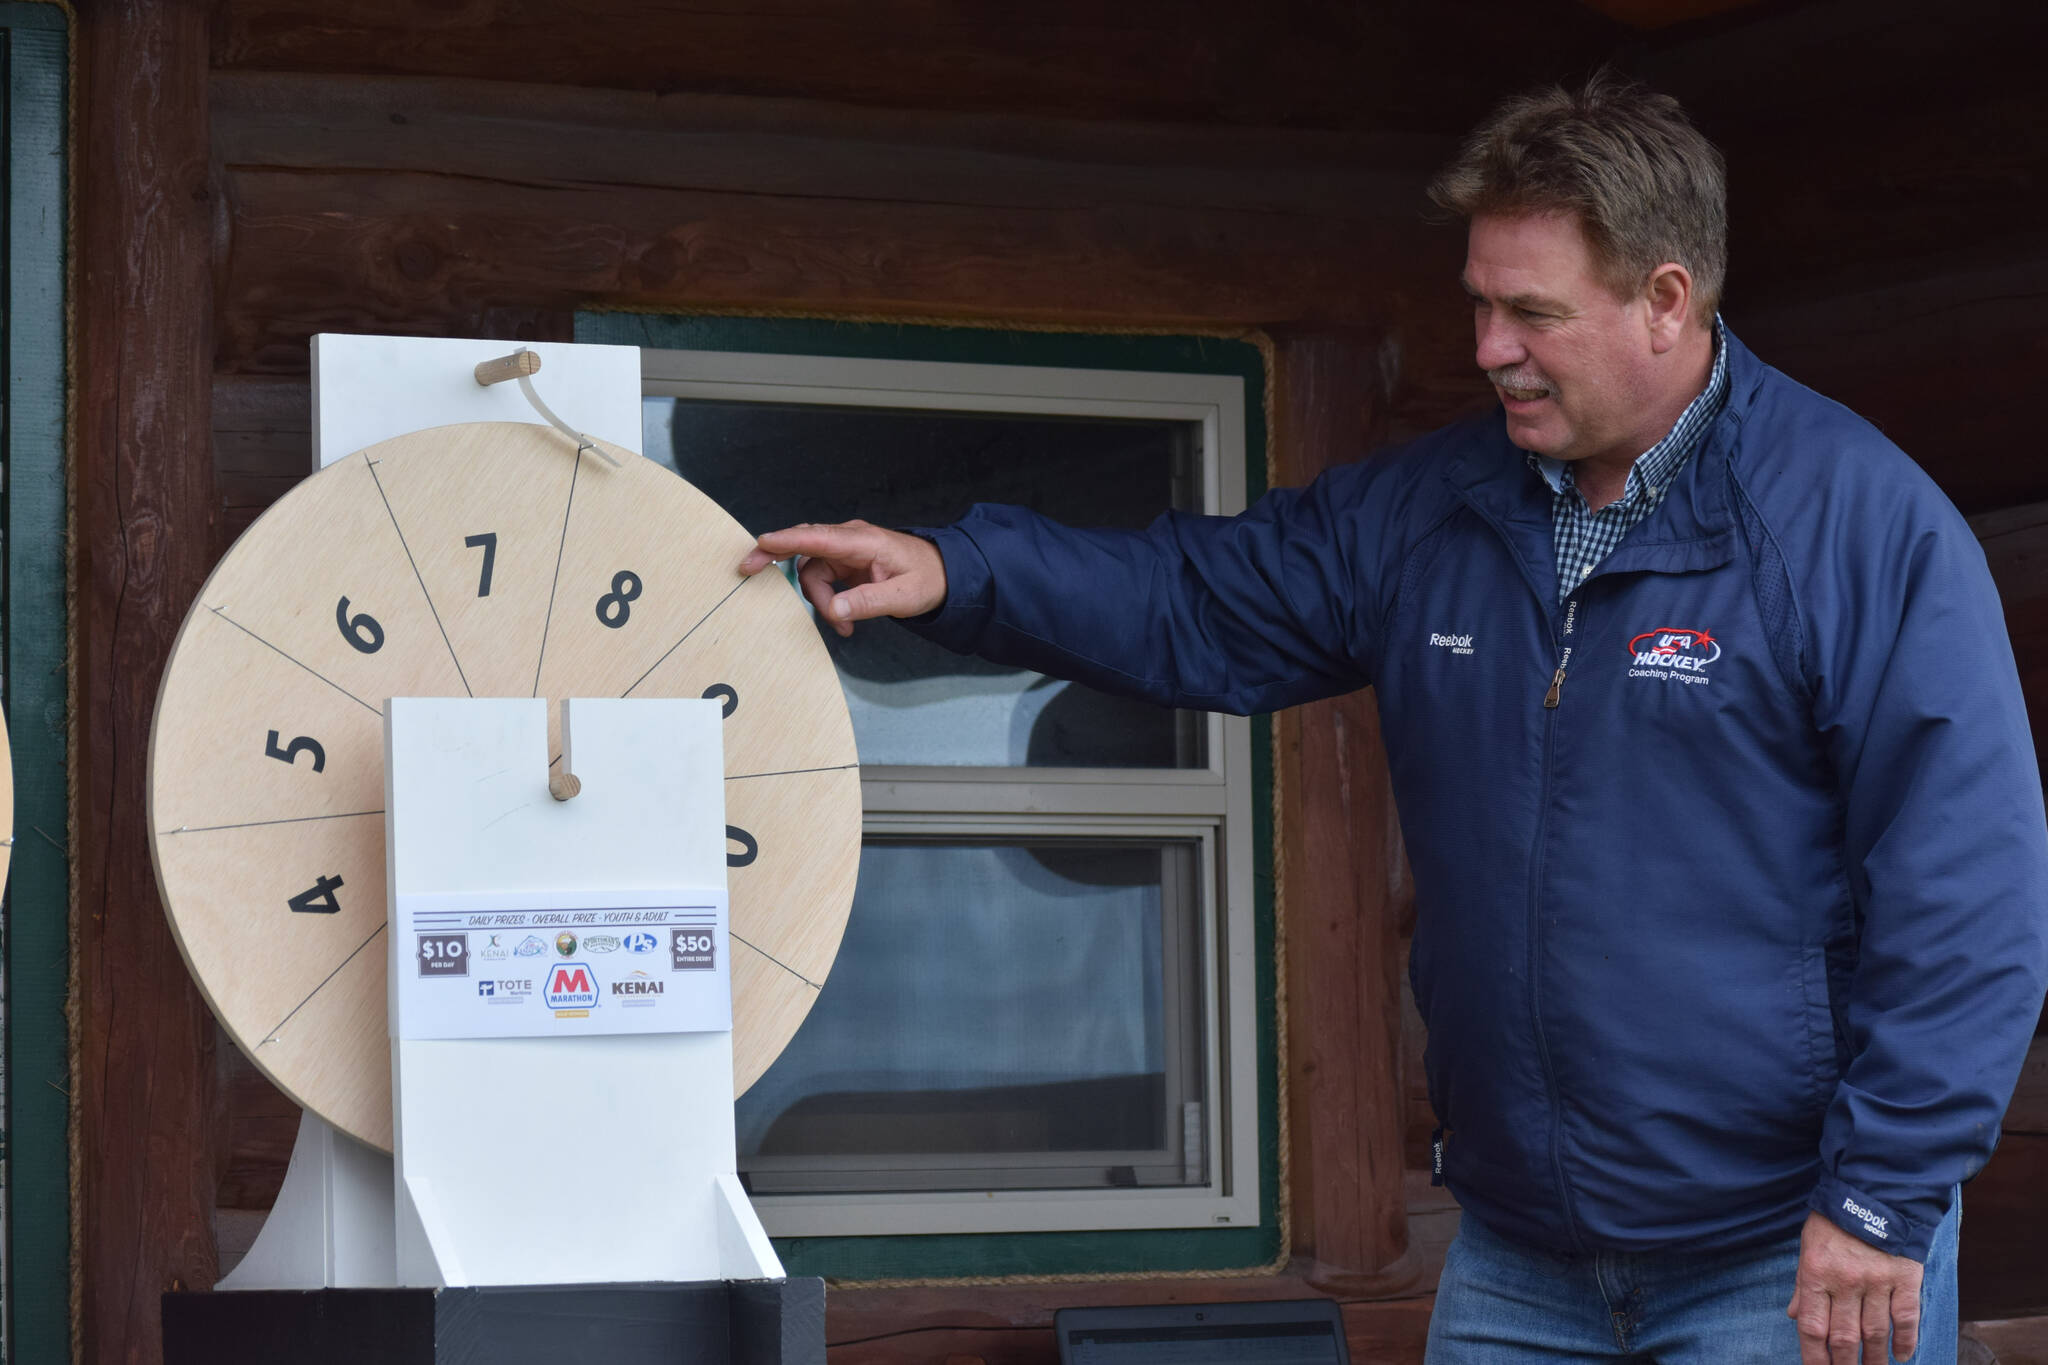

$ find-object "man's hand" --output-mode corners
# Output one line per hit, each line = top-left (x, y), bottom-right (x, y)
(738, 520), (947, 638)
(1787, 1210), (1923, 1365)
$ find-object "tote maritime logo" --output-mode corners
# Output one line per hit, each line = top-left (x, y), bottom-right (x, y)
(545, 962), (600, 1016)
(1626, 627), (1720, 686)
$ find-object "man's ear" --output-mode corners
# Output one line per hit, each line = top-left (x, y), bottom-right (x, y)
(1643, 263), (1694, 355)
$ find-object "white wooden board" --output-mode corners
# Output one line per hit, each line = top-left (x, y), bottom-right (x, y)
(388, 697), (758, 1285)
(311, 335), (642, 467)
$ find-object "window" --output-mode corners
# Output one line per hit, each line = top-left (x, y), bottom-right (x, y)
(582, 316), (1276, 1272)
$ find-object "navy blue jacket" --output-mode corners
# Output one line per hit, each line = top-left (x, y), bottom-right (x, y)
(910, 332), (2048, 1261)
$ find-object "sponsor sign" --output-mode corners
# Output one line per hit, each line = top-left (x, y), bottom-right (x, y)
(394, 888), (730, 1040)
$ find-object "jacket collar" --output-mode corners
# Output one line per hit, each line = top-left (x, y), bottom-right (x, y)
(1439, 329), (1767, 586)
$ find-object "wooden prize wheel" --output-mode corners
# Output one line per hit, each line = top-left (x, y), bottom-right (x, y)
(147, 422), (860, 1151)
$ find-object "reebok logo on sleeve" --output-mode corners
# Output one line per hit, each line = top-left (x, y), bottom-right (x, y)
(1842, 1196), (1890, 1240)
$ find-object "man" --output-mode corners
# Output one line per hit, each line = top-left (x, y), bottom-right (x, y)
(739, 75), (2047, 1363)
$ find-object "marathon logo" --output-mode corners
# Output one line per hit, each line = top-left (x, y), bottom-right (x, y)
(1842, 1196), (1890, 1240)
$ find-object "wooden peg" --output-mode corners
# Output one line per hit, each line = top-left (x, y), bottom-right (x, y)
(474, 350), (542, 387)
(548, 770), (582, 801)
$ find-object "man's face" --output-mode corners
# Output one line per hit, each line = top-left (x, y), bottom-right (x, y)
(1463, 212), (1657, 465)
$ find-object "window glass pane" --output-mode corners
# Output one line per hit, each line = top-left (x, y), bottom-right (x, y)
(644, 396), (1206, 768)
(737, 838), (1207, 1194)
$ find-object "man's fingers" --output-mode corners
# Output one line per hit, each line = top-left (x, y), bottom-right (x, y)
(1828, 1290), (1864, 1365)
(748, 522), (880, 571)
(745, 520), (948, 630)
(833, 575), (938, 625)
(1794, 1285), (1832, 1365)
(1860, 1287), (1892, 1365)
(796, 557), (851, 637)
(1889, 1284), (1921, 1363)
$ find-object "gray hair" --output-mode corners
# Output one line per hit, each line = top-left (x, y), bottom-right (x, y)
(1429, 71), (1727, 322)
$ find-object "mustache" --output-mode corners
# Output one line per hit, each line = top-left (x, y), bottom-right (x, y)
(1487, 365), (1554, 394)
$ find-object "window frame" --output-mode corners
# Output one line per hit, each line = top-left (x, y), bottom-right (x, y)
(639, 347), (1262, 1237)
(1, 4), (71, 1356)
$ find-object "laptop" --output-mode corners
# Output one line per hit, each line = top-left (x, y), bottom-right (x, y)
(1055, 1298), (1351, 1365)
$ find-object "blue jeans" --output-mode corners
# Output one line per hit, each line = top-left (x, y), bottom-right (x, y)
(1425, 1198), (1960, 1364)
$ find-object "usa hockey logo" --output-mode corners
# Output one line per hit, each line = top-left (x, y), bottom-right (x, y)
(1626, 627), (1719, 687)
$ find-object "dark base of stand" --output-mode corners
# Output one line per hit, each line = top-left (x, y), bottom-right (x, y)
(162, 1278), (825, 1365)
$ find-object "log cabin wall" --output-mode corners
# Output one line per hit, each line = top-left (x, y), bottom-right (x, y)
(68, 0), (2048, 1362)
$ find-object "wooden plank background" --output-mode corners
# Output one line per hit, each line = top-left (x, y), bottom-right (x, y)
(71, 4), (224, 1362)
(65, 0), (2048, 1361)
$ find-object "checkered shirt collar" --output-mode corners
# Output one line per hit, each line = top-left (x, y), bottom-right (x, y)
(1527, 317), (1730, 505)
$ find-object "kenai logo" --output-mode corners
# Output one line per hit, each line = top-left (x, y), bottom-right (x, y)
(1842, 1196), (1890, 1241)
(1430, 632), (1476, 656)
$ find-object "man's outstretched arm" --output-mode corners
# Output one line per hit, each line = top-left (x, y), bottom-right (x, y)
(738, 461), (1407, 718)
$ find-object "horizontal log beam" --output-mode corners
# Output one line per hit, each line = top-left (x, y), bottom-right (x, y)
(211, 0), (1616, 133)
(1727, 244), (2048, 518)
(215, 165), (1464, 371)
(1635, 0), (2048, 133)
(211, 71), (1451, 222)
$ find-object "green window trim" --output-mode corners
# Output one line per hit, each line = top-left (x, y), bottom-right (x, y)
(2, 3), (70, 1359)
(576, 311), (1280, 1281)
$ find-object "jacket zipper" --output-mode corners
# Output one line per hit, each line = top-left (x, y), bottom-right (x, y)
(1527, 593), (1586, 1249)
(1544, 596), (1576, 708)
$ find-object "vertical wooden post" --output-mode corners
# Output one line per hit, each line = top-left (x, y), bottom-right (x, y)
(1270, 328), (1414, 1282)
(73, 0), (222, 1359)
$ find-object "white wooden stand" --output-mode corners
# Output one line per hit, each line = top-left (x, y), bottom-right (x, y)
(223, 333), (778, 1289)
(387, 695), (777, 1286)
(215, 1110), (396, 1290)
